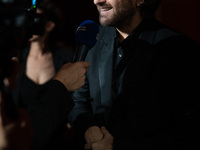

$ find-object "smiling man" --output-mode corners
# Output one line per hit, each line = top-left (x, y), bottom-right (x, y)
(69, 0), (200, 149)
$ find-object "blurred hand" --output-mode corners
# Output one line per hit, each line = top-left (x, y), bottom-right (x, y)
(3, 57), (20, 91)
(84, 126), (103, 148)
(85, 126), (113, 150)
(0, 92), (34, 150)
(0, 92), (8, 150)
(53, 61), (90, 91)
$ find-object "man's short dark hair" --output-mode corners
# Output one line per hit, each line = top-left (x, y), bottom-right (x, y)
(140, 0), (162, 18)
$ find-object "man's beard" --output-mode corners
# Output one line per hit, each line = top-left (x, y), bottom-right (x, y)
(99, 0), (135, 29)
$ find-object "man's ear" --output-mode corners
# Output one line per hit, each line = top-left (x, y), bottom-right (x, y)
(46, 21), (55, 32)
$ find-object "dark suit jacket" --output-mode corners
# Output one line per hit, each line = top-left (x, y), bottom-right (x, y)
(69, 18), (200, 149)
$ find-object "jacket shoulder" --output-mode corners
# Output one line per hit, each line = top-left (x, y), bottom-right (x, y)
(98, 25), (116, 42)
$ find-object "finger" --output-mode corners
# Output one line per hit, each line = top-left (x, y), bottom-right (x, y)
(101, 126), (113, 143)
(84, 61), (90, 68)
(77, 61), (90, 68)
(101, 126), (109, 135)
(11, 57), (18, 62)
(84, 143), (92, 150)
(78, 68), (87, 77)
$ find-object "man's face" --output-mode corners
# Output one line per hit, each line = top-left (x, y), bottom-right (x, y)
(94, 0), (137, 27)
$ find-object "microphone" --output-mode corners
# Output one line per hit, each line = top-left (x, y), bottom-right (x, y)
(72, 20), (99, 62)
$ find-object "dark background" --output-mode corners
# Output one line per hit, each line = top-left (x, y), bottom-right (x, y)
(155, 0), (200, 46)
(0, 0), (199, 54)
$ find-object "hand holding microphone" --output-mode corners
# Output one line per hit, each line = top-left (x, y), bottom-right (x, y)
(54, 61), (90, 91)
(54, 20), (99, 91)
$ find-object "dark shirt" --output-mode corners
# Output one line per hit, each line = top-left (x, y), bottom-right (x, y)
(112, 21), (144, 98)
(19, 74), (51, 112)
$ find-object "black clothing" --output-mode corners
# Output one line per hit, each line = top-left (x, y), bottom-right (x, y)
(19, 74), (51, 112)
(29, 80), (74, 150)
(69, 18), (200, 149)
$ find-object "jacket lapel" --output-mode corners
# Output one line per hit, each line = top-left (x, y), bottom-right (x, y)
(98, 27), (116, 114)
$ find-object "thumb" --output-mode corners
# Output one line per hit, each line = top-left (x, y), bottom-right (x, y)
(101, 126), (114, 147)
(101, 126), (109, 135)
(77, 61), (90, 68)
(84, 143), (92, 150)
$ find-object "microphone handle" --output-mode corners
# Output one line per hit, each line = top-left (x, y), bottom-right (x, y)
(72, 44), (90, 62)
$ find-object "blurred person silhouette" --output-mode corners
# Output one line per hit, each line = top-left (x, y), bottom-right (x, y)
(0, 49), (90, 150)
(68, 0), (200, 149)
(0, 4), (35, 148)
(12, 0), (77, 149)
(13, 0), (74, 113)
(0, 3), (91, 149)
(0, 48), (34, 150)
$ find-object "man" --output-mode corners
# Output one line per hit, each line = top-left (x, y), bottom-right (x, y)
(69, 0), (200, 149)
